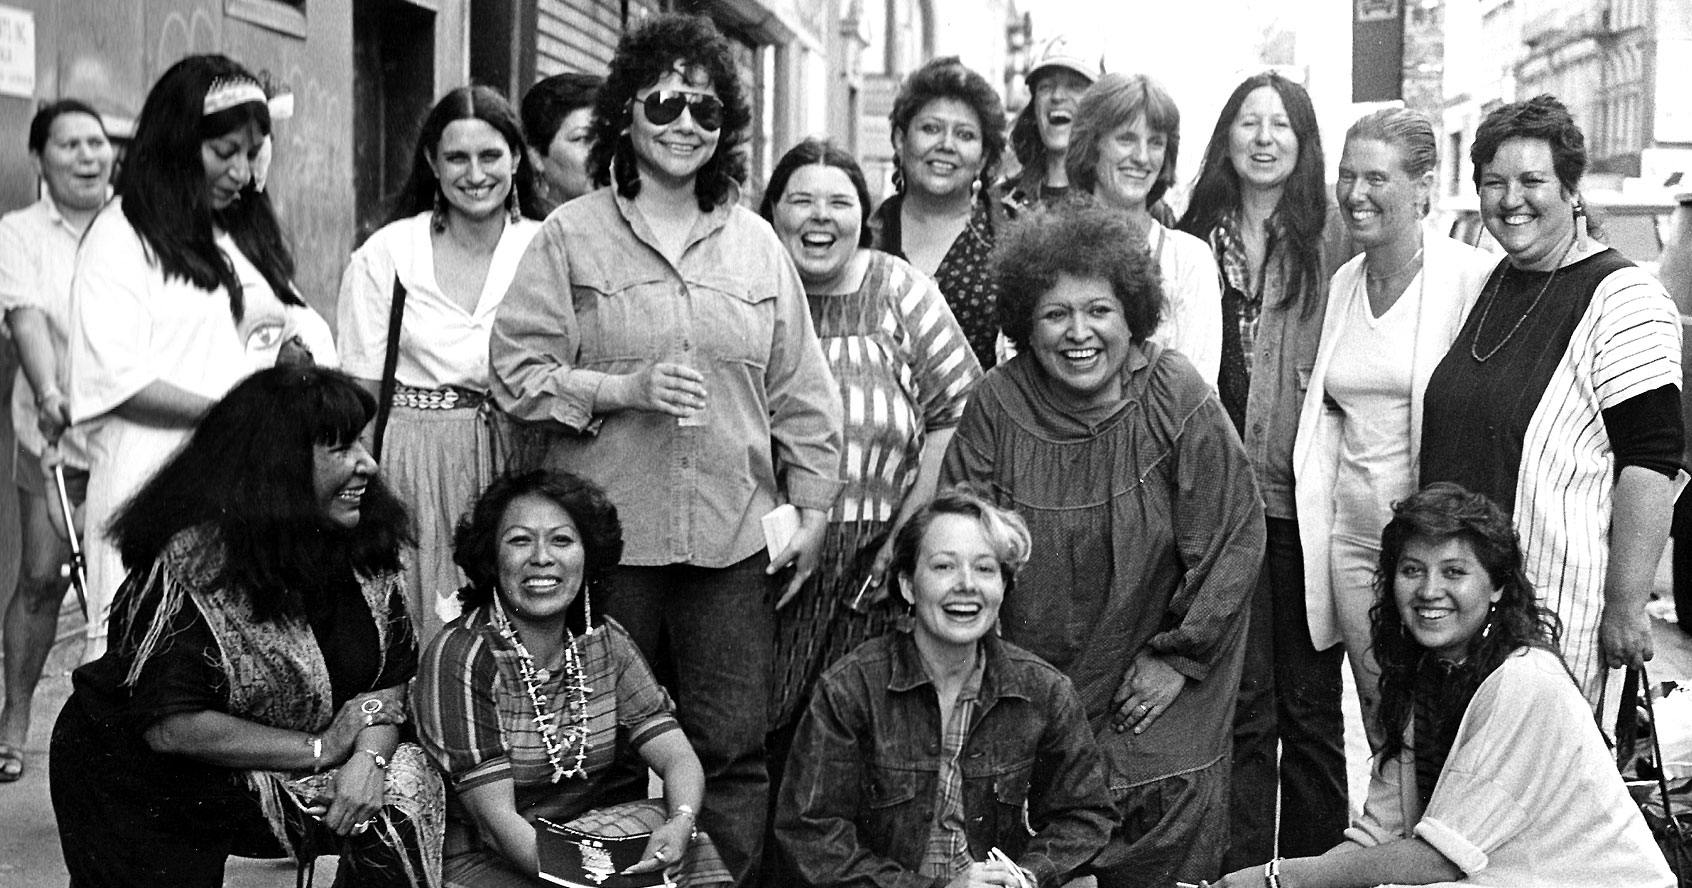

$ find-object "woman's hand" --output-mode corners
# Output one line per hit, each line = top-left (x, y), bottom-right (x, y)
(943, 860), (1025, 888)
(321, 690), (407, 762)
(621, 817), (694, 877)
(771, 507), (828, 610)
(276, 334), (315, 368)
(1600, 603), (1654, 670)
(35, 390), (71, 443)
(1112, 650), (1187, 734)
(307, 752), (387, 836)
(1199, 863), (1265, 888)
(603, 361), (708, 419)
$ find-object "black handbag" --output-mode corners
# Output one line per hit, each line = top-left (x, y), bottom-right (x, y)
(1612, 665), (1692, 887)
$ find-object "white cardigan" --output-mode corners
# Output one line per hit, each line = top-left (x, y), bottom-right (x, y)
(1292, 230), (1496, 650)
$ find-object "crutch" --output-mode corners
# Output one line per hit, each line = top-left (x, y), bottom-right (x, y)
(51, 464), (89, 618)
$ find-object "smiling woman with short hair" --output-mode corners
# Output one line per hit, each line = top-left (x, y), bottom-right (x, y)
(943, 203), (1265, 886)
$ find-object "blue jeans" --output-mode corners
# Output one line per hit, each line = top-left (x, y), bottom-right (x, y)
(604, 553), (773, 887)
(1226, 517), (1348, 866)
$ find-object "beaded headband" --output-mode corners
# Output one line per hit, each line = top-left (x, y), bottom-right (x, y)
(203, 77), (267, 117)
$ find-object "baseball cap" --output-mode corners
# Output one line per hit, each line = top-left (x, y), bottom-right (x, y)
(1026, 35), (1103, 85)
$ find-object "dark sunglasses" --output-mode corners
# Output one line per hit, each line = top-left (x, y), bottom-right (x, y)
(635, 90), (725, 131)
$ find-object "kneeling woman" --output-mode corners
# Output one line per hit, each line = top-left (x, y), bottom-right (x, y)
(50, 366), (439, 888)
(1207, 483), (1674, 888)
(776, 489), (1115, 887)
(413, 470), (731, 887)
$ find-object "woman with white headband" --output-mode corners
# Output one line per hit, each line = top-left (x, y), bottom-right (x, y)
(67, 53), (334, 659)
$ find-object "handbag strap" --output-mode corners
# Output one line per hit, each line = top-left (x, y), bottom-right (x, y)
(1622, 665), (1690, 859)
(371, 277), (407, 461)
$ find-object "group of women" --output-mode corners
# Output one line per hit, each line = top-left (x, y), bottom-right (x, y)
(18, 7), (1684, 888)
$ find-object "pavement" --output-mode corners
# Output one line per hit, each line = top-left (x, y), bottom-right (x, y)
(3, 553), (1690, 886)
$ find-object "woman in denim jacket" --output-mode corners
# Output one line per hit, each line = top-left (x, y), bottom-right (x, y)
(774, 489), (1115, 888)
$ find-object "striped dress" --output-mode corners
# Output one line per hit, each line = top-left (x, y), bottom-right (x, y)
(769, 251), (982, 729)
(1420, 248), (1683, 701)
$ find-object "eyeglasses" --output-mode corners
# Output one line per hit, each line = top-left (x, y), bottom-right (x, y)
(635, 90), (725, 132)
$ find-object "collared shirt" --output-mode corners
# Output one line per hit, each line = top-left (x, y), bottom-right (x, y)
(338, 212), (542, 389)
(489, 187), (844, 567)
(0, 197), (92, 463)
(920, 648), (986, 880)
(871, 191), (1005, 371)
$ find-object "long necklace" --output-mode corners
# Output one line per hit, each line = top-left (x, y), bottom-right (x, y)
(1468, 238), (1577, 363)
(491, 598), (591, 783)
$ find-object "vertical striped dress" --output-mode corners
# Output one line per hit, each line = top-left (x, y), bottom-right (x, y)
(1420, 248), (1683, 701)
(769, 251), (982, 729)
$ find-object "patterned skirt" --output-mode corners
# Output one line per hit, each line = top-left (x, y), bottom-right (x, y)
(770, 518), (900, 730)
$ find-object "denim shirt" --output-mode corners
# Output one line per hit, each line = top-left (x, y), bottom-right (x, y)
(489, 187), (844, 567)
(775, 632), (1115, 888)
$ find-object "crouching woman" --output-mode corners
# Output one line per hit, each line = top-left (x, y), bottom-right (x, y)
(775, 489), (1115, 887)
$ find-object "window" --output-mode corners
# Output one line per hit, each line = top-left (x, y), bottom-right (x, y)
(226, 0), (306, 39)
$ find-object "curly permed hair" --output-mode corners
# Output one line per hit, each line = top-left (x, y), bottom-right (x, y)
(994, 203), (1164, 352)
(586, 13), (752, 211)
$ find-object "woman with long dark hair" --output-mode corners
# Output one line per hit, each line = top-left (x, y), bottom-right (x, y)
(49, 366), (441, 888)
(1205, 483), (1673, 888)
(489, 14), (843, 884)
(68, 54), (333, 660)
(1178, 71), (1354, 865)
(338, 85), (544, 644)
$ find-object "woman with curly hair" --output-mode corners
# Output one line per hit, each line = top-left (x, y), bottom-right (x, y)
(67, 53), (334, 659)
(489, 14), (843, 884)
(1206, 482), (1673, 888)
(49, 366), (440, 888)
(1178, 71), (1354, 867)
(338, 85), (544, 643)
(943, 204), (1264, 886)
(413, 470), (731, 888)
(870, 55), (1009, 371)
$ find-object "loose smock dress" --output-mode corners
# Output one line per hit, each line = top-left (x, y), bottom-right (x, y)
(338, 212), (542, 643)
(1419, 248), (1683, 702)
(68, 199), (334, 656)
(769, 251), (981, 730)
(941, 346), (1265, 885)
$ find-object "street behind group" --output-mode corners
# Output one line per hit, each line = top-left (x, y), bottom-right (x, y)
(0, 9), (1683, 888)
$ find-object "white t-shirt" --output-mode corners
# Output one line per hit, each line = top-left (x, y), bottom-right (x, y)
(1346, 646), (1673, 887)
(1323, 272), (1418, 546)
(0, 197), (91, 464)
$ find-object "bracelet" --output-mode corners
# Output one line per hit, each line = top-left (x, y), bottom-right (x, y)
(668, 804), (697, 822)
(361, 748), (389, 769)
(1264, 857), (1282, 888)
(309, 735), (323, 772)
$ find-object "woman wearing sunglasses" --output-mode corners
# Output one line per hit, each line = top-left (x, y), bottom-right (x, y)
(489, 14), (844, 887)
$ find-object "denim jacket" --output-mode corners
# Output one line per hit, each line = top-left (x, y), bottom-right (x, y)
(775, 631), (1115, 888)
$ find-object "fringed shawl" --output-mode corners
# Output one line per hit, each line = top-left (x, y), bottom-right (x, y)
(116, 526), (443, 887)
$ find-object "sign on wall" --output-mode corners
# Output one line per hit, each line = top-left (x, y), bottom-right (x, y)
(0, 5), (33, 99)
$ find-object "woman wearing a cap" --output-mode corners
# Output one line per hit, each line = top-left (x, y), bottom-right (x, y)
(1002, 36), (1096, 211)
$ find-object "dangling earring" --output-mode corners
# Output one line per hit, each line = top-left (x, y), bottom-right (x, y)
(1572, 194), (1589, 242)
(506, 185), (521, 224)
(431, 188), (448, 233)
(582, 578), (595, 632)
(1480, 603), (1494, 639)
(970, 175), (983, 203)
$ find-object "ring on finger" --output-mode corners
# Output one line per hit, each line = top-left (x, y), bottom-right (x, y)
(1135, 702), (1151, 714)
(652, 849), (668, 862)
(361, 698), (384, 715)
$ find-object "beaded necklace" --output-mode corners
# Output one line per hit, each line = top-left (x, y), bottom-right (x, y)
(491, 598), (591, 783)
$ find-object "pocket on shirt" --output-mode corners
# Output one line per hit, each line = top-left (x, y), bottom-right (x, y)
(690, 277), (775, 368)
(991, 761), (1037, 841)
(860, 763), (921, 854)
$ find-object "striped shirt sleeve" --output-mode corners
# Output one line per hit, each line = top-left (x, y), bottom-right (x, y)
(1590, 266), (1682, 410)
(888, 259), (983, 432)
(412, 624), (511, 789)
(606, 623), (681, 748)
